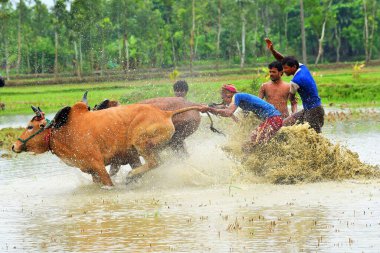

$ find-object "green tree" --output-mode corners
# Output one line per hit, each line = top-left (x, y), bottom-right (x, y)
(0, 0), (12, 79)
(30, 0), (53, 74)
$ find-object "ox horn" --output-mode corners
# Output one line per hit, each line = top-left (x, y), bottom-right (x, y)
(82, 90), (88, 105)
(31, 105), (42, 118)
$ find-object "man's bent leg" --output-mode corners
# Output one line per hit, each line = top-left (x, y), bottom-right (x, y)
(283, 110), (304, 126)
(304, 106), (325, 133)
(255, 116), (283, 144)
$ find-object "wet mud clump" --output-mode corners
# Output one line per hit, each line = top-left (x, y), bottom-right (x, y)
(223, 116), (380, 184)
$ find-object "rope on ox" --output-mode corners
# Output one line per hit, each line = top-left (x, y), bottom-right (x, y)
(206, 112), (225, 136)
(17, 118), (52, 147)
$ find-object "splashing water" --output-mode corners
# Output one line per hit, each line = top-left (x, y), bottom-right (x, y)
(222, 115), (380, 184)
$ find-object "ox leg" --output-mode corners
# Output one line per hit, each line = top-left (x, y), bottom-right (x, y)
(109, 161), (143, 177)
(109, 164), (121, 177)
(169, 132), (189, 156)
(170, 140), (188, 156)
(126, 151), (159, 179)
(126, 125), (173, 183)
(130, 156), (143, 169)
(91, 172), (101, 183)
(89, 165), (113, 186)
(98, 168), (113, 186)
(109, 151), (142, 177)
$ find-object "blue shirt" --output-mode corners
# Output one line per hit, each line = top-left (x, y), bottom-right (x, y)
(290, 64), (321, 110)
(232, 93), (281, 120)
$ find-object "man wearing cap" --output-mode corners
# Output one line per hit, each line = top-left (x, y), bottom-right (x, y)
(265, 38), (324, 133)
(207, 84), (283, 149)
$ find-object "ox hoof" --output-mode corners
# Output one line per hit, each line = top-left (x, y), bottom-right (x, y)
(101, 185), (114, 190)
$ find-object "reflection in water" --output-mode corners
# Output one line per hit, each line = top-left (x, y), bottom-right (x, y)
(0, 118), (379, 252)
(324, 119), (380, 165)
(3, 181), (380, 252)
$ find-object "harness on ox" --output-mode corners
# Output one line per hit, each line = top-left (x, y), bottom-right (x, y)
(17, 106), (53, 151)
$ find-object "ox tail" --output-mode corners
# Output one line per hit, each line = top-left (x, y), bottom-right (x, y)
(169, 106), (225, 136)
(170, 106), (203, 117)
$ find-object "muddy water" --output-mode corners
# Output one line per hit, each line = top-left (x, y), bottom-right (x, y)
(1, 117), (380, 252)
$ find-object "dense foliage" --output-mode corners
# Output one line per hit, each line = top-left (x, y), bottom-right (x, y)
(0, 0), (379, 77)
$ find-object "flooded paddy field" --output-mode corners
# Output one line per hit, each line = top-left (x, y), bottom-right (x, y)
(0, 112), (379, 252)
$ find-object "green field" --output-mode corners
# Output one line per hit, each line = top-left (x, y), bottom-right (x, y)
(1, 65), (379, 116)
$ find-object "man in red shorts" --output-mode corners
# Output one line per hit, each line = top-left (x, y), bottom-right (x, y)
(206, 84), (283, 149)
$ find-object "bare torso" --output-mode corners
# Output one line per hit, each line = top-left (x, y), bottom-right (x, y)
(259, 80), (291, 118)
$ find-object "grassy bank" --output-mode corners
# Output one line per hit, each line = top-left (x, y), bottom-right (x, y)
(0, 65), (379, 116)
(0, 128), (23, 154)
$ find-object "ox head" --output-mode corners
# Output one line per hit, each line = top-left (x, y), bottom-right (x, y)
(12, 106), (50, 154)
(12, 106), (71, 154)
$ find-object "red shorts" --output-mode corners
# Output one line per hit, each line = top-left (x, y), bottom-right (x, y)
(251, 116), (283, 144)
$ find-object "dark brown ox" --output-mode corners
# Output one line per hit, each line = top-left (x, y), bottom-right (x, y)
(139, 97), (203, 153)
(94, 97), (222, 177)
(12, 102), (204, 187)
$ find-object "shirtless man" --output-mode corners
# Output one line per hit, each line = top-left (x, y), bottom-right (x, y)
(258, 61), (297, 118)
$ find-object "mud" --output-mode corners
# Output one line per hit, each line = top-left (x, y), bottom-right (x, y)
(222, 115), (380, 184)
(1, 113), (380, 252)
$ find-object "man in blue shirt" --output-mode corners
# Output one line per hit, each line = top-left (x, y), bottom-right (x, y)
(265, 38), (325, 133)
(207, 84), (283, 149)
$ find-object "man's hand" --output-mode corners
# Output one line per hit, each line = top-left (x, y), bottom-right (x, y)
(265, 38), (273, 50)
(206, 106), (218, 115)
(265, 38), (284, 61)
(199, 105), (209, 113)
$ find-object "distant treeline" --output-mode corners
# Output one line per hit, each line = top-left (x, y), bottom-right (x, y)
(0, 0), (379, 78)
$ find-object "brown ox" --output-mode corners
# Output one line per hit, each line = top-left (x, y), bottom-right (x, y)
(12, 102), (204, 187)
(95, 97), (222, 153)
(94, 97), (222, 177)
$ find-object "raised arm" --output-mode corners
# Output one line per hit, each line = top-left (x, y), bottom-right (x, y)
(265, 38), (284, 62)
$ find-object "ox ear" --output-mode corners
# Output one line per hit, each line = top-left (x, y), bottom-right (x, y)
(94, 99), (110, 110)
(51, 106), (71, 129)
